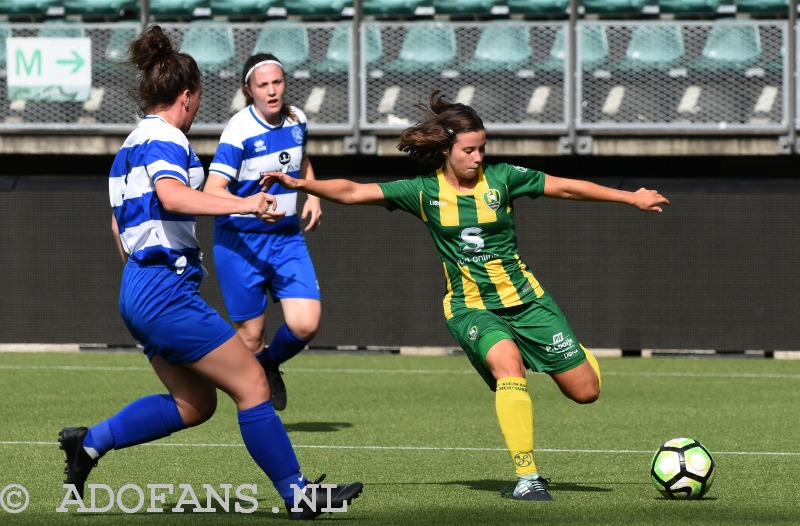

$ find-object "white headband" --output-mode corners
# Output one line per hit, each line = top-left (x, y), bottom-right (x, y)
(244, 59), (284, 83)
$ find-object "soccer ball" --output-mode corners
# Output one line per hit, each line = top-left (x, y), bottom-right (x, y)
(650, 437), (715, 500)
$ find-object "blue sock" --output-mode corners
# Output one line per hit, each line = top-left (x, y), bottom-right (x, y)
(238, 400), (305, 502)
(265, 324), (309, 365)
(84, 394), (186, 455)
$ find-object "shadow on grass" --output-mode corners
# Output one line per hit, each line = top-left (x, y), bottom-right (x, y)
(450, 479), (614, 498)
(284, 422), (354, 433)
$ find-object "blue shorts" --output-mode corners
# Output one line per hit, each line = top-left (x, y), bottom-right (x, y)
(119, 261), (236, 365)
(212, 228), (321, 322)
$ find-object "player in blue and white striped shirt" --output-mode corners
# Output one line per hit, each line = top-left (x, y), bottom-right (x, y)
(204, 53), (323, 411)
(59, 27), (362, 519)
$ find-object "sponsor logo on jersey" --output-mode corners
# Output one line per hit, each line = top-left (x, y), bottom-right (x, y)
(482, 189), (501, 211)
(429, 200), (448, 206)
(279, 151), (291, 165)
(254, 139), (266, 153)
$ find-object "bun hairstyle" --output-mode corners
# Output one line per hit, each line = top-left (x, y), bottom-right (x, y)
(128, 25), (201, 117)
(397, 91), (485, 167)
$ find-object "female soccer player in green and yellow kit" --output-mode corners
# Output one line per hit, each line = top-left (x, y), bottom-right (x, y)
(263, 91), (670, 502)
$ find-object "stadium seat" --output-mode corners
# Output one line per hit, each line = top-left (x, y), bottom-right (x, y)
(252, 21), (310, 73)
(0, 0), (63, 18)
(0, 23), (9, 71)
(658, 0), (720, 16)
(460, 21), (532, 73)
(582, 0), (648, 16)
(99, 20), (138, 69)
(611, 24), (685, 73)
(36, 19), (86, 38)
(209, 0), (283, 18)
(380, 23), (457, 72)
(149, 0), (210, 18)
(180, 21), (236, 75)
(688, 21), (762, 72)
(735, 0), (789, 16)
(63, 0), (137, 18)
(362, 0), (433, 18)
(535, 24), (609, 73)
(432, 0), (504, 17)
(507, 0), (568, 17)
(310, 23), (383, 73)
(284, 0), (352, 18)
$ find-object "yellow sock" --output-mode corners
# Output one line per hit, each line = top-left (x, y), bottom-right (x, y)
(581, 345), (602, 390)
(495, 377), (537, 478)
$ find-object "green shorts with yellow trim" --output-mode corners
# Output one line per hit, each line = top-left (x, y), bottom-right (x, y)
(445, 293), (586, 391)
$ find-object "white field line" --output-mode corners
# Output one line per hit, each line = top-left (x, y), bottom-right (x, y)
(1, 441), (798, 457)
(2, 364), (800, 380)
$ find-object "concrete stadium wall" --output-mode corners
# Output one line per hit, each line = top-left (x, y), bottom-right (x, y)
(1, 155), (797, 351)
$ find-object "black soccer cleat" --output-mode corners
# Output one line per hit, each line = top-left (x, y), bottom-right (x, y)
(286, 474), (364, 520)
(263, 359), (287, 411)
(58, 427), (98, 500)
(512, 475), (553, 502)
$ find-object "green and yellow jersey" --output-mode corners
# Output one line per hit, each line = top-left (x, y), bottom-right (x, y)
(378, 163), (547, 319)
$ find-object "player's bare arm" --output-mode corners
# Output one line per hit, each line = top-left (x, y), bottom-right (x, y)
(543, 175), (670, 212)
(261, 173), (388, 207)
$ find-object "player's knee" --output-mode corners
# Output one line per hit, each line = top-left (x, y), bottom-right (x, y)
(572, 382), (600, 404)
(179, 394), (218, 427)
(288, 320), (319, 341)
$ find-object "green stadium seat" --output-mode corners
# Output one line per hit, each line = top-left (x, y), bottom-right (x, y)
(461, 21), (532, 73)
(36, 19), (86, 39)
(380, 22), (457, 72)
(362, 0), (433, 18)
(180, 21), (235, 75)
(507, 0), (568, 17)
(284, 0), (352, 18)
(735, 0), (789, 15)
(310, 23), (383, 73)
(0, 23), (9, 70)
(100, 20), (138, 69)
(63, 0), (137, 18)
(252, 21), (310, 73)
(0, 0), (63, 18)
(582, 0), (648, 16)
(433, 0), (503, 17)
(611, 24), (685, 73)
(688, 21), (762, 72)
(149, 0), (210, 18)
(658, 0), (720, 16)
(209, 0), (283, 18)
(535, 24), (609, 73)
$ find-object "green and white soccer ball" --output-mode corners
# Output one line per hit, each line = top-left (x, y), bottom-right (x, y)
(650, 437), (715, 500)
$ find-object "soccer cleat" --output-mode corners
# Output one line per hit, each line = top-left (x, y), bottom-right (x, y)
(263, 359), (287, 411)
(512, 475), (553, 502)
(286, 474), (364, 520)
(58, 427), (98, 499)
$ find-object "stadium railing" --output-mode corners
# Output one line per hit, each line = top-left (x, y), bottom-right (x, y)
(0, 2), (796, 154)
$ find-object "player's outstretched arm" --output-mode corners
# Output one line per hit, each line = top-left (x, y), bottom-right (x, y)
(262, 172), (387, 207)
(543, 175), (670, 213)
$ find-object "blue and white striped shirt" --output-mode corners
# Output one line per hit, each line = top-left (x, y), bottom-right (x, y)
(109, 116), (205, 267)
(209, 105), (307, 234)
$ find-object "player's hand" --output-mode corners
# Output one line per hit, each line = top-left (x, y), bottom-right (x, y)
(632, 188), (670, 212)
(239, 192), (277, 216)
(258, 208), (287, 224)
(260, 172), (297, 191)
(301, 195), (322, 232)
